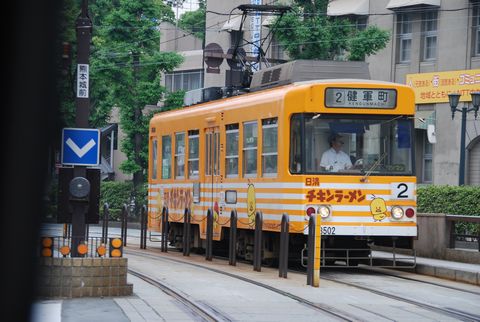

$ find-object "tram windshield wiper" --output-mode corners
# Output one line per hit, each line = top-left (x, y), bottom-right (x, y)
(360, 152), (387, 182)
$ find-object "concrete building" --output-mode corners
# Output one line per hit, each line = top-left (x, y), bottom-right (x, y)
(159, 0), (480, 186)
(328, 0), (480, 185)
(159, 21), (204, 93)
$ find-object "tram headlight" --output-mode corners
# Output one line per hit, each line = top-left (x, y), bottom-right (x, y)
(317, 205), (331, 218)
(391, 206), (404, 219)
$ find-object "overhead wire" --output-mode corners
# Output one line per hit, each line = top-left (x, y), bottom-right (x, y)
(94, 6), (479, 54)
(91, 4), (479, 70)
(93, 21), (474, 71)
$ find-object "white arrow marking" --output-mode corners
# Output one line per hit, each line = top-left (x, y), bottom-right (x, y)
(66, 138), (96, 158)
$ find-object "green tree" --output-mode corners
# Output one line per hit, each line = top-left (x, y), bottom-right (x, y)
(162, 90), (185, 111)
(273, 0), (389, 61)
(177, 0), (205, 39)
(91, 0), (183, 188)
(56, 0), (80, 128)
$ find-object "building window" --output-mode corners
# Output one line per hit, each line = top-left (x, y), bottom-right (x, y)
(397, 13), (412, 63)
(422, 11), (437, 61)
(474, 6), (480, 56)
(355, 16), (368, 31)
(270, 36), (285, 61)
(226, 124), (239, 178)
(188, 130), (199, 179)
(164, 70), (203, 92)
(151, 138), (158, 180)
(161, 135), (171, 179)
(175, 132), (185, 179)
(422, 131), (433, 183)
(262, 118), (278, 177)
(243, 121), (258, 177)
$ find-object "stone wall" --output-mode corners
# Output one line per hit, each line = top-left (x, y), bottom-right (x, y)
(36, 257), (133, 298)
(415, 213), (480, 264)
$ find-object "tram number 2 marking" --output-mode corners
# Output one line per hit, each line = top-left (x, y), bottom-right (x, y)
(391, 182), (414, 200)
(321, 226), (336, 235)
(396, 183), (408, 198)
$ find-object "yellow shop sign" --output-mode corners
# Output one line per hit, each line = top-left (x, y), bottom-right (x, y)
(406, 69), (480, 104)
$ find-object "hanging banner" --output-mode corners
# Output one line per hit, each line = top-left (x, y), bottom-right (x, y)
(406, 69), (480, 104)
(250, 0), (261, 71)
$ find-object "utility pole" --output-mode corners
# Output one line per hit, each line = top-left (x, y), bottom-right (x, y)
(71, 0), (92, 256)
(76, 0), (92, 128)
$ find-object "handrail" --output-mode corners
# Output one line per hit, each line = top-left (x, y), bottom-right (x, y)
(446, 215), (480, 223)
(445, 214), (479, 251)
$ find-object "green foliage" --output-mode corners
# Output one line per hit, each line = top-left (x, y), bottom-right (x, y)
(272, 0), (389, 61)
(91, 0), (184, 186)
(56, 0), (80, 128)
(162, 90), (185, 111)
(100, 181), (147, 221)
(347, 26), (390, 61)
(417, 185), (480, 215)
(177, 5), (205, 39)
(53, 0), (182, 173)
(418, 185), (480, 235)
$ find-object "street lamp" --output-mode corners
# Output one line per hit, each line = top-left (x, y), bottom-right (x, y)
(448, 92), (480, 185)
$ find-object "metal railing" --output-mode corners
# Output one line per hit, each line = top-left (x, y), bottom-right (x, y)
(447, 215), (480, 251)
(39, 236), (108, 258)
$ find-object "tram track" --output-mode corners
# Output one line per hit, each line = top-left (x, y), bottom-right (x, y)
(126, 245), (480, 321)
(125, 248), (357, 321)
(128, 268), (231, 322)
(356, 266), (480, 296)
(320, 272), (480, 322)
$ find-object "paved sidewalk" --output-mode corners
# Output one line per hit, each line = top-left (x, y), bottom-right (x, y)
(373, 250), (480, 285)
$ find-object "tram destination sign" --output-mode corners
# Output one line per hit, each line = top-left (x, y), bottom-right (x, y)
(325, 88), (397, 108)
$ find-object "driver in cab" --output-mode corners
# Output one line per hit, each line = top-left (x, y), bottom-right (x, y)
(320, 133), (352, 172)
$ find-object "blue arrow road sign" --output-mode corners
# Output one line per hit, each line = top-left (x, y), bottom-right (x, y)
(61, 128), (100, 166)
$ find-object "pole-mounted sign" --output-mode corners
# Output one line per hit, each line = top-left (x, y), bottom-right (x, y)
(61, 128), (100, 166)
(76, 64), (89, 98)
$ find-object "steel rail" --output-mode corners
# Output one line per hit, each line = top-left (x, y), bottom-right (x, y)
(128, 268), (232, 322)
(356, 266), (480, 296)
(320, 274), (480, 322)
(125, 249), (355, 322)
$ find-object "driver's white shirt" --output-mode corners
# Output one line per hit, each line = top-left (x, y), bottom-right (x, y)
(320, 148), (352, 172)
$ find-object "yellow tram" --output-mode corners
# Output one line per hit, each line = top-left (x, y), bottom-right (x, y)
(148, 65), (417, 266)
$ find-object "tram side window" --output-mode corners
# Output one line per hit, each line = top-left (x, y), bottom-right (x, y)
(151, 138), (158, 180)
(161, 135), (171, 179)
(188, 130), (199, 179)
(226, 124), (239, 177)
(262, 118), (278, 177)
(175, 132), (185, 179)
(243, 121), (258, 177)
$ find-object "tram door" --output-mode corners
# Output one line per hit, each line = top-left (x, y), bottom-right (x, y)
(204, 127), (221, 225)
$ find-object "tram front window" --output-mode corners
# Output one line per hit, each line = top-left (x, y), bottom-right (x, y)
(289, 114), (413, 175)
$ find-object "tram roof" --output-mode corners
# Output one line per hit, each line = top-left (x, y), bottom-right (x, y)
(151, 78), (412, 124)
